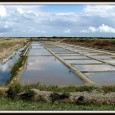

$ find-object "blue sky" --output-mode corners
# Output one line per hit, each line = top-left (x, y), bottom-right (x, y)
(41, 4), (85, 13)
(0, 4), (115, 37)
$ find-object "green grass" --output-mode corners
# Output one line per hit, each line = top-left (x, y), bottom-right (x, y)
(17, 82), (115, 94)
(0, 96), (115, 110)
(34, 83), (97, 92)
(7, 56), (27, 84)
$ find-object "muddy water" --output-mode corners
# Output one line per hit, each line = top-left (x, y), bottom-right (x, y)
(20, 42), (84, 86)
(0, 47), (24, 85)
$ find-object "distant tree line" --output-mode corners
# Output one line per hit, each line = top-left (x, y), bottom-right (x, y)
(0, 37), (115, 40)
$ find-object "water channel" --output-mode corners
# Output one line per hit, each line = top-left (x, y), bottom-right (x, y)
(0, 47), (24, 85)
(20, 42), (84, 86)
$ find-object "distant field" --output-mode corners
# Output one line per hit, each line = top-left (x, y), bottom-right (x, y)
(29, 37), (115, 51)
(60, 38), (115, 52)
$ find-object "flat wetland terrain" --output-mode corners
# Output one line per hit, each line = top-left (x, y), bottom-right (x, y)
(0, 37), (115, 111)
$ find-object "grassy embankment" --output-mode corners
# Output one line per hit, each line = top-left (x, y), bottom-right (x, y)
(6, 41), (30, 85)
(0, 38), (28, 63)
(0, 96), (115, 110)
(0, 82), (114, 110)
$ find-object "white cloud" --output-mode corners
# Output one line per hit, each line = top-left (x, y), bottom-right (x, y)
(84, 5), (115, 17)
(80, 24), (115, 33)
(16, 7), (24, 14)
(99, 24), (115, 33)
(0, 4), (115, 37)
(64, 28), (71, 34)
(0, 5), (7, 17)
(88, 26), (96, 33)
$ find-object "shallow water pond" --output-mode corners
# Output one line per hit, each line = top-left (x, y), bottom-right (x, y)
(91, 56), (114, 60)
(29, 49), (51, 56)
(103, 60), (115, 64)
(73, 64), (115, 72)
(66, 59), (102, 64)
(85, 72), (115, 84)
(62, 56), (90, 60)
(32, 45), (44, 49)
(20, 56), (84, 86)
(50, 48), (71, 52)
(58, 54), (80, 56)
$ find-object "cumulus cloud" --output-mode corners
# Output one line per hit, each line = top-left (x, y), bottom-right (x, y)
(16, 7), (24, 14)
(0, 5), (7, 17)
(80, 24), (115, 33)
(84, 5), (115, 17)
(0, 4), (115, 37)
(98, 24), (115, 33)
(88, 26), (96, 33)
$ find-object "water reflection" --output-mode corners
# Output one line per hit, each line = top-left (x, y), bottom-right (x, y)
(66, 59), (102, 64)
(85, 72), (115, 84)
(29, 49), (51, 56)
(20, 56), (84, 86)
(0, 47), (24, 85)
(74, 64), (115, 72)
(91, 56), (114, 60)
(62, 56), (90, 60)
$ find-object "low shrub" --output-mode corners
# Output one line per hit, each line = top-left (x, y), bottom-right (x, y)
(102, 85), (115, 93)
(20, 89), (36, 100)
(7, 55), (27, 85)
(0, 89), (7, 97)
(7, 83), (22, 99)
(50, 92), (60, 103)
(50, 92), (70, 103)
(6, 83), (36, 100)
(35, 95), (47, 102)
(60, 92), (70, 99)
(75, 85), (95, 92)
(34, 84), (96, 93)
(75, 96), (85, 105)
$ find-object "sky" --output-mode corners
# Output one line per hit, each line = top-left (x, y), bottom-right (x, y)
(0, 4), (115, 37)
